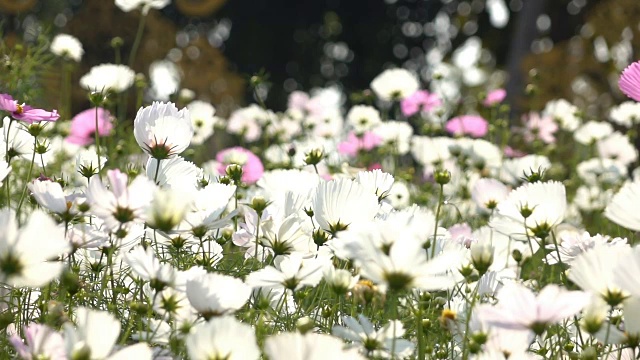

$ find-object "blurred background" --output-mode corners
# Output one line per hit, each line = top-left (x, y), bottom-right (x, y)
(1, 0), (639, 117)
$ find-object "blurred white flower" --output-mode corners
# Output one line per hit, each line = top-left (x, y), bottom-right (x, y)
(605, 181), (640, 231)
(370, 68), (419, 101)
(186, 272), (251, 317)
(546, 231), (627, 265)
(187, 100), (218, 145)
(543, 99), (581, 131)
(568, 245), (630, 305)
(574, 121), (613, 145)
(186, 316), (259, 360)
(50, 34), (83, 62)
(372, 121), (413, 155)
(346, 105), (381, 133)
(265, 332), (365, 360)
(597, 131), (638, 166)
(80, 64), (135, 93)
(148, 60), (181, 101)
(609, 101), (640, 127)
(333, 315), (415, 359)
(0, 209), (69, 287)
(115, 0), (170, 14)
(355, 169), (394, 200)
(27, 178), (83, 217)
(471, 178), (508, 212)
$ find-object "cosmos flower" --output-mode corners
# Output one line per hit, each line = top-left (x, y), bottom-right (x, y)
(115, 0), (170, 14)
(338, 131), (382, 158)
(445, 115), (489, 138)
(265, 332), (366, 360)
(400, 90), (441, 116)
(80, 64), (135, 93)
(65, 108), (114, 146)
(186, 272), (252, 318)
(0, 209), (69, 288)
(186, 316), (259, 360)
(215, 147), (264, 184)
(523, 112), (558, 144)
(0, 94), (59, 123)
(483, 88), (506, 106)
(50, 33), (84, 62)
(312, 178), (379, 234)
(370, 68), (419, 101)
(10, 324), (66, 360)
(605, 181), (640, 231)
(333, 315), (415, 359)
(133, 102), (193, 160)
(346, 105), (382, 133)
(619, 60), (640, 102)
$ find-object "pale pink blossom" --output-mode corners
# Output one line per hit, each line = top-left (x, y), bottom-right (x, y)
(523, 112), (558, 144)
(619, 60), (640, 102)
(337, 131), (382, 157)
(216, 146), (264, 184)
(445, 115), (488, 138)
(400, 90), (441, 116)
(483, 88), (507, 106)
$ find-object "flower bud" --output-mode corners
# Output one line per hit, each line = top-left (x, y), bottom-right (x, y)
(304, 148), (324, 166)
(434, 169), (451, 185)
(470, 242), (494, 276)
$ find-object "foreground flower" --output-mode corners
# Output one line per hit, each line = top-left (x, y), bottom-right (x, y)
(333, 315), (414, 359)
(445, 115), (488, 138)
(265, 332), (365, 360)
(10, 324), (66, 360)
(50, 33), (84, 62)
(0, 94), (59, 123)
(0, 209), (69, 287)
(477, 283), (589, 335)
(619, 60), (640, 102)
(215, 146), (264, 184)
(246, 252), (326, 292)
(186, 316), (260, 360)
(312, 178), (379, 234)
(134, 102), (193, 159)
(604, 181), (640, 231)
(370, 68), (419, 101)
(64, 307), (152, 359)
(86, 169), (155, 232)
(186, 272), (252, 318)
(65, 107), (113, 146)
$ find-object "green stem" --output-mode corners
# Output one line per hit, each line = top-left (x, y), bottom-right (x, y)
(431, 184), (444, 259)
(95, 106), (102, 173)
(16, 136), (37, 217)
(128, 12), (148, 68)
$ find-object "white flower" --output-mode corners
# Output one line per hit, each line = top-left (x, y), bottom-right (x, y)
(115, 0), (170, 14)
(312, 178), (379, 234)
(146, 156), (201, 190)
(0, 209), (69, 287)
(543, 99), (581, 131)
(146, 187), (194, 232)
(346, 105), (382, 133)
(186, 272), (252, 317)
(471, 178), (508, 212)
(491, 181), (566, 239)
(133, 102), (193, 159)
(574, 121), (613, 145)
(545, 231), (627, 265)
(86, 169), (156, 232)
(476, 283), (588, 334)
(80, 64), (135, 93)
(372, 121), (413, 155)
(355, 169), (394, 200)
(577, 158), (627, 185)
(9, 324), (66, 360)
(148, 60), (181, 101)
(568, 245), (630, 303)
(0, 160), (9, 186)
(64, 307), (152, 359)
(187, 100), (218, 145)
(370, 68), (419, 101)
(124, 245), (177, 288)
(27, 179), (83, 217)
(323, 266), (359, 294)
(50, 34), (83, 62)
(186, 316), (259, 360)
(227, 104), (271, 142)
(609, 101), (640, 127)
(386, 181), (410, 209)
(597, 131), (638, 166)
(246, 252), (327, 292)
(0, 116), (35, 162)
(499, 154), (550, 185)
(333, 315), (415, 359)
(605, 181), (640, 231)
(265, 332), (365, 360)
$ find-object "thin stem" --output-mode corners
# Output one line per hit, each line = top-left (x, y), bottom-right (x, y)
(95, 106), (102, 173)
(16, 136), (37, 217)
(128, 12), (148, 68)
(431, 184), (444, 259)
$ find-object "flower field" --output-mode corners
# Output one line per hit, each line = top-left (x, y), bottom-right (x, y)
(2, 0), (640, 359)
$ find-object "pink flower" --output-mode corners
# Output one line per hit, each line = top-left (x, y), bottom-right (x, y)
(65, 107), (114, 146)
(0, 94), (59, 123)
(287, 91), (310, 111)
(445, 115), (489, 138)
(216, 146), (264, 184)
(523, 112), (558, 144)
(10, 323), (66, 360)
(400, 90), (442, 117)
(337, 131), (382, 157)
(619, 60), (640, 102)
(483, 89), (507, 106)
(449, 223), (474, 247)
(504, 146), (526, 158)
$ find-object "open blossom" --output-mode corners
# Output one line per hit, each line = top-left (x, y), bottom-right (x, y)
(134, 101), (193, 159)
(619, 60), (640, 102)
(0, 94), (59, 123)
(445, 115), (488, 138)
(216, 146), (264, 184)
(523, 112), (557, 144)
(370, 68), (419, 101)
(50, 33), (83, 62)
(80, 64), (135, 93)
(400, 90), (441, 116)
(338, 131), (382, 157)
(115, 0), (170, 14)
(483, 88), (506, 106)
(65, 107), (113, 146)
(10, 324), (66, 360)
